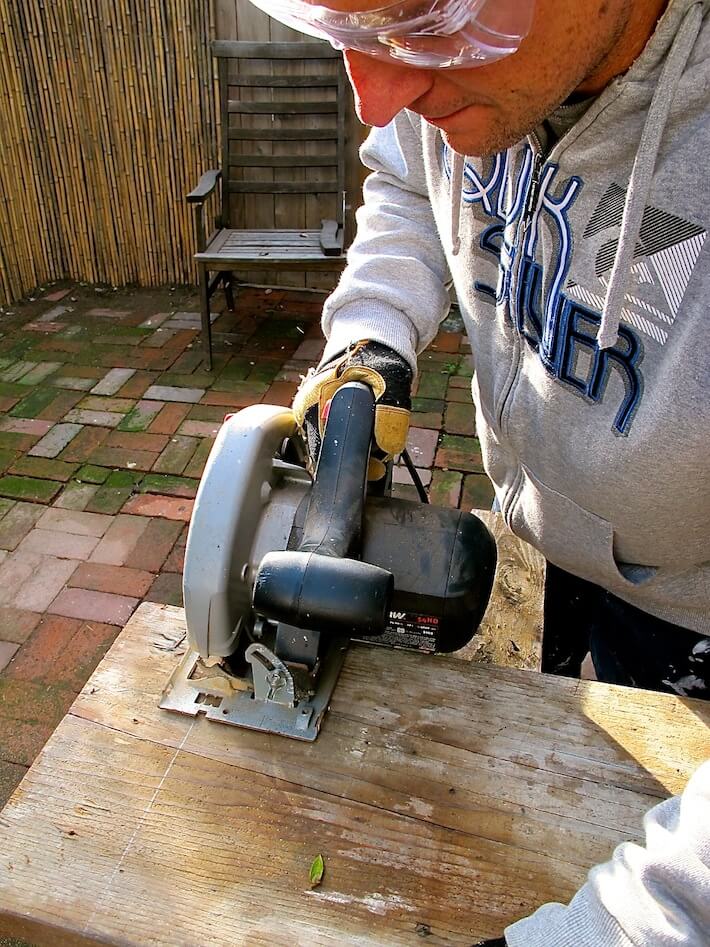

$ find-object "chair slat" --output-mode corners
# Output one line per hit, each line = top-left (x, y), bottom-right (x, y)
(228, 100), (338, 114)
(226, 181), (339, 194)
(230, 155), (336, 168)
(228, 75), (337, 88)
(227, 128), (339, 141)
(212, 41), (339, 59)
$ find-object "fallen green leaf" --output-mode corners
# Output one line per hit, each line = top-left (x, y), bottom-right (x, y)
(309, 853), (325, 888)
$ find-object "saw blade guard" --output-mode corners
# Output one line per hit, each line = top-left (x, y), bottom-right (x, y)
(182, 404), (309, 659)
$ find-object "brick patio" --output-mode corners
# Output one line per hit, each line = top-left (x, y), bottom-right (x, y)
(0, 282), (492, 809)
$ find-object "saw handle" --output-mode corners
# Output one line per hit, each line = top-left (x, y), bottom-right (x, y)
(301, 381), (375, 558)
(253, 382), (393, 637)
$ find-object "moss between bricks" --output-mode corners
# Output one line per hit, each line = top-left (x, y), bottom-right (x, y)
(0, 448), (21, 474)
(0, 475), (62, 503)
(9, 457), (79, 483)
(86, 486), (133, 515)
(106, 469), (142, 488)
(118, 403), (162, 433)
(8, 387), (58, 419)
(140, 473), (199, 498)
(76, 464), (110, 484)
(416, 373), (449, 400)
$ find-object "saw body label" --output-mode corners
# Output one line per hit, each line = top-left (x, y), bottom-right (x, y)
(357, 611), (440, 654)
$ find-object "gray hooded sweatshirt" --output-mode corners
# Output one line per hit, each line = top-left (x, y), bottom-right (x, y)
(319, 0), (710, 942)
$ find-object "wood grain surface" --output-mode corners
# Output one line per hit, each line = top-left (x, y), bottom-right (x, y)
(0, 603), (708, 946)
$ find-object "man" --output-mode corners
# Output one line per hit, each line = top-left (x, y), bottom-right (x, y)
(249, 0), (710, 942)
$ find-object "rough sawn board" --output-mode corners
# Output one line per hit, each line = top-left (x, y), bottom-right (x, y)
(0, 602), (708, 946)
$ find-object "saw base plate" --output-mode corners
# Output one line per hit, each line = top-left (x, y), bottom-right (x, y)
(159, 637), (348, 742)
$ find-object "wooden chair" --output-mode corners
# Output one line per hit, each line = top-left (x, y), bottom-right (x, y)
(187, 41), (350, 369)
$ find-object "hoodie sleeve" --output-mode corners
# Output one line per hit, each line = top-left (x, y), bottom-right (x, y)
(505, 759), (710, 947)
(321, 112), (451, 374)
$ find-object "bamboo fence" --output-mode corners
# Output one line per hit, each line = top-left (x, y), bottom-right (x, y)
(0, 0), (217, 306)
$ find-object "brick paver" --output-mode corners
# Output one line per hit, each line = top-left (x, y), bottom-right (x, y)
(126, 517), (182, 572)
(0, 502), (44, 550)
(122, 494), (194, 521)
(54, 481), (100, 511)
(91, 367), (136, 396)
(0, 759), (28, 808)
(17, 528), (98, 561)
(0, 606), (42, 644)
(0, 642), (19, 672)
(68, 562), (155, 598)
(28, 421), (83, 458)
(144, 384), (204, 403)
(0, 474), (63, 504)
(48, 588), (138, 625)
(89, 514), (150, 565)
(148, 401), (191, 435)
(0, 282), (485, 813)
(0, 417), (53, 436)
(12, 555), (80, 610)
(37, 507), (113, 537)
(152, 434), (199, 475)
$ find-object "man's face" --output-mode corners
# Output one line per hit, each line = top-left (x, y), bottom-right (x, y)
(333, 0), (645, 155)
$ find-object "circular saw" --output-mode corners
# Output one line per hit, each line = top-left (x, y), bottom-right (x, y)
(160, 381), (496, 740)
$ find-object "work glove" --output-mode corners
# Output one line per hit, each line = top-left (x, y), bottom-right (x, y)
(292, 340), (413, 481)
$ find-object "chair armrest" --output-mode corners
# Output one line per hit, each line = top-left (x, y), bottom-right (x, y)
(319, 219), (344, 257)
(187, 170), (222, 204)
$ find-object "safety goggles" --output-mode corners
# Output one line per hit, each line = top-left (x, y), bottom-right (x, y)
(249, 0), (535, 69)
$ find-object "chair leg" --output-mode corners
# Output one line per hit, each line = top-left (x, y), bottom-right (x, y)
(198, 264), (213, 372)
(223, 272), (236, 312)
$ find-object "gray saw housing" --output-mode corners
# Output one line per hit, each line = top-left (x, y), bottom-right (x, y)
(163, 385), (496, 741)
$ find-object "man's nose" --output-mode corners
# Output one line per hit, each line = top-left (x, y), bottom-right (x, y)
(343, 50), (433, 126)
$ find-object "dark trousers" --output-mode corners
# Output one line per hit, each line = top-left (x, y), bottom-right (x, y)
(542, 563), (710, 700)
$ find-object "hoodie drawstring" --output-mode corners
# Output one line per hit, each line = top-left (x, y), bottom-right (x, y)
(450, 151), (464, 256)
(599, 1), (703, 348)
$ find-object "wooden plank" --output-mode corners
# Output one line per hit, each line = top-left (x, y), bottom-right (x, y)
(229, 74), (338, 87)
(226, 181), (339, 194)
(212, 39), (339, 58)
(228, 100), (339, 114)
(197, 257), (345, 270)
(229, 155), (336, 168)
(215, 0), (237, 40)
(80, 606), (710, 800)
(0, 715), (566, 946)
(3, 602), (707, 946)
(228, 127), (339, 140)
(73, 608), (682, 847)
(223, 229), (324, 239)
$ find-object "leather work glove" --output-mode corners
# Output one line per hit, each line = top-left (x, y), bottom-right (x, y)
(292, 340), (413, 481)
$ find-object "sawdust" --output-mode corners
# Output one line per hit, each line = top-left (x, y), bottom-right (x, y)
(454, 510), (544, 672)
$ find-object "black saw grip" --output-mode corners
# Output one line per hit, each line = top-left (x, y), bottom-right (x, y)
(253, 382), (394, 637)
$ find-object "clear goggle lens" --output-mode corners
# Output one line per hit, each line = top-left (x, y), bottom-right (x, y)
(248, 0), (535, 69)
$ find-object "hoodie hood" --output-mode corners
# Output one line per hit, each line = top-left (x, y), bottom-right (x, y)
(448, 0), (707, 348)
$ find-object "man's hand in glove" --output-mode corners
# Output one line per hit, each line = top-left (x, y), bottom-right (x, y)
(292, 340), (413, 480)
